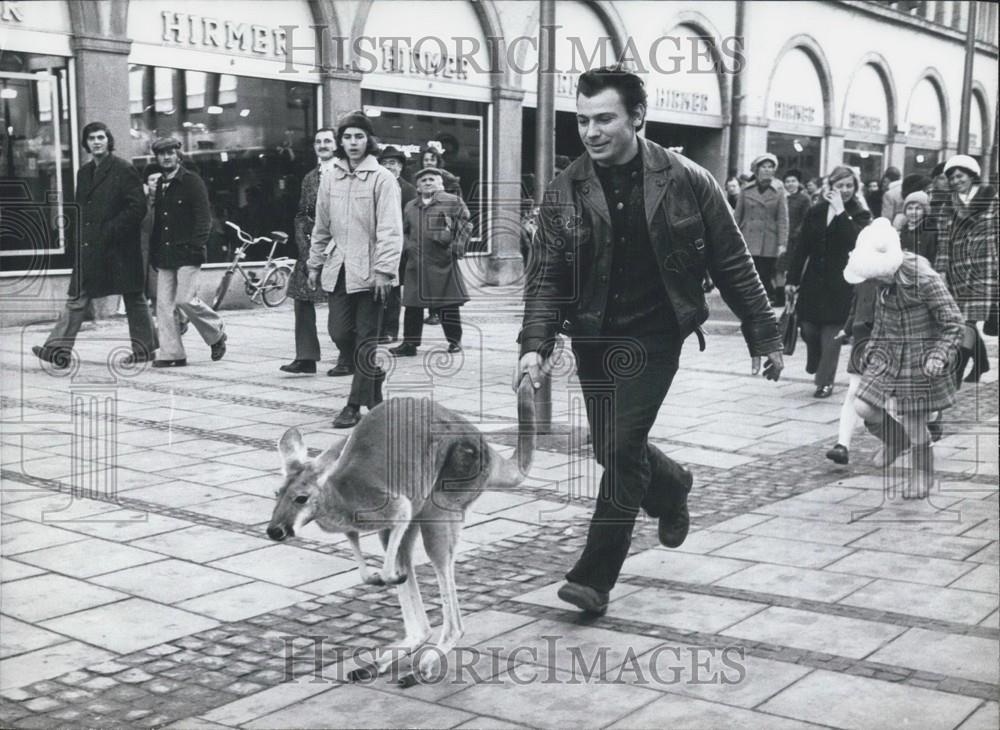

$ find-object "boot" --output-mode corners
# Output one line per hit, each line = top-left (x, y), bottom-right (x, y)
(905, 442), (935, 500)
(865, 413), (911, 467)
(964, 332), (990, 383)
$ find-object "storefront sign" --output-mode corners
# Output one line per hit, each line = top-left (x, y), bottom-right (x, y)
(848, 113), (883, 133)
(772, 102), (816, 124)
(653, 88), (710, 114)
(364, 38), (469, 80)
(908, 123), (938, 140)
(0, 1), (24, 22)
(161, 11), (286, 57)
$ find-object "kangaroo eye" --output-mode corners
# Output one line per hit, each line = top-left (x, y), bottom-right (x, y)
(294, 495), (308, 504)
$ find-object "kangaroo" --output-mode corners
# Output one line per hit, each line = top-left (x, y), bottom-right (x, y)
(267, 377), (535, 683)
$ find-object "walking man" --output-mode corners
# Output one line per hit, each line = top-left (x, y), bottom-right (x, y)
(390, 166), (471, 357)
(516, 66), (783, 615)
(33, 121), (156, 368)
(148, 137), (227, 367)
(307, 111), (402, 428)
(280, 127), (349, 375)
(378, 145), (417, 343)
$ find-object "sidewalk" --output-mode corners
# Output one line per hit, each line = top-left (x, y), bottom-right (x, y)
(1, 301), (997, 729)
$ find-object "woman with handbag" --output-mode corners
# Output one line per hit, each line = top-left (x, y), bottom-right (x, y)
(786, 166), (872, 398)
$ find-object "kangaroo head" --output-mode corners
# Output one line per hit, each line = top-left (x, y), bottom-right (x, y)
(267, 427), (343, 541)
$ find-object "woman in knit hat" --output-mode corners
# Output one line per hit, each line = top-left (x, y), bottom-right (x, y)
(786, 165), (872, 398)
(844, 218), (964, 497)
(934, 154), (997, 385)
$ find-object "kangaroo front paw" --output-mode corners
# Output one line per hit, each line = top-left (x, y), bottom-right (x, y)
(347, 663), (378, 682)
(363, 574), (386, 587)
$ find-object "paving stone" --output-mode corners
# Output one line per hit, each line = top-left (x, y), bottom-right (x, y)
(93, 558), (252, 603)
(512, 580), (643, 612)
(608, 693), (820, 729)
(14, 536), (165, 578)
(715, 563), (873, 603)
(621, 548), (753, 583)
(758, 669), (982, 729)
(1, 574), (128, 622)
(0, 641), (117, 692)
(609, 586), (767, 634)
(959, 702), (1000, 730)
(868, 628), (1000, 685)
(208, 546), (354, 587)
(711, 535), (854, 569)
(839, 579), (998, 624)
(117, 668), (155, 683)
(0, 617), (67, 658)
(824, 549), (979, 586)
(23, 696), (61, 712)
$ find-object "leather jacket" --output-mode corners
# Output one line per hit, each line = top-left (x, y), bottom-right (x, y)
(519, 139), (781, 357)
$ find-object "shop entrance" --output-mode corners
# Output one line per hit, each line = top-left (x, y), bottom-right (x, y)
(0, 67), (70, 267)
(767, 132), (821, 181)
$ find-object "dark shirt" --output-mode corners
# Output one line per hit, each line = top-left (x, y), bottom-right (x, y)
(593, 151), (677, 343)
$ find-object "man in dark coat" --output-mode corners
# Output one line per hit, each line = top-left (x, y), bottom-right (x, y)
(378, 145), (417, 343)
(780, 168), (812, 297)
(33, 122), (156, 368)
(390, 167), (471, 356)
(148, 137), (227, 367)
(280, 128), (342, 375)
(517, 66), (783, 615)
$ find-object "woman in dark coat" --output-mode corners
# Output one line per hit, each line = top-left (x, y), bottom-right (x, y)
(786, 166), (872, 397)
(934, 155), (998, 385)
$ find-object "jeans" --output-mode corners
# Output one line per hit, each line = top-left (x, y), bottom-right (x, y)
(566, 338), (689, 593)
(156, 266), (225, 360)
(327, 270), (383, 408)
(45, 291), (157, 357)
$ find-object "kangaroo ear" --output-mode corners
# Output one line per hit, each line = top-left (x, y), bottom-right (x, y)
(278, 428), (308, 474)
(315, 434), (349, 480)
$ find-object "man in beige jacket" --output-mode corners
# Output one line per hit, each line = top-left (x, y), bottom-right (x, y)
(307, 111), (402, 428)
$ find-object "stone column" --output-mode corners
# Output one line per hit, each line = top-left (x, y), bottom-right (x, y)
(479, 84), (526, 287)
(322, 69), (363, 127)
(72, 34), (132, 319)
(886, 131), (908, 174)
(736, 120), (770, 175)
(825, 129), (846, 171)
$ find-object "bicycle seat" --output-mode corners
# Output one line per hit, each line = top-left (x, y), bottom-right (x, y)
(270, 231), (289, 243)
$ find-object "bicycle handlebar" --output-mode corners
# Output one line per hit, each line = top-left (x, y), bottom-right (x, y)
(225, 221), (287, 247)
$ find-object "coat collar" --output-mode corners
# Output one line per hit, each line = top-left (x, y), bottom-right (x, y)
(332, 154), (380, 179)
(742, 178), (783, 195)
(416, 191), (446, 207)
(86, 153), (115, 196)
(565, 137), (673, 228)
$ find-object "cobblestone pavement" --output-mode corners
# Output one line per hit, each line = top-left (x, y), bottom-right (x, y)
(1, 299), (997, 730)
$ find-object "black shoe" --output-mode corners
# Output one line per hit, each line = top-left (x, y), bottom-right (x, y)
(333, 405), (361, 429)
(814, 385), (834, 398)
(32, 345), (70, 369)
(210, 334), (227, 361)
(826, 443), (849, 464)
(389, 343), (418, 357)
(424, 314), (440, 325)
(447, 343), (462, 354)
(280, 359), (317, 374)
(557, 582), (609, 615)
(152, 358), (187, 368)
(658, 466), (693, 548)
(123, 351), (154, 366)
(927, 416), (944, 443)
(327, 363), (354, 377)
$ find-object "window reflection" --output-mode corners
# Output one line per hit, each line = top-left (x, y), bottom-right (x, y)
(127, 64), (317, 264)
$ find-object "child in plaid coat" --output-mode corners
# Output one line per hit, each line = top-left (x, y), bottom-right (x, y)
(843, 219), (964, 498)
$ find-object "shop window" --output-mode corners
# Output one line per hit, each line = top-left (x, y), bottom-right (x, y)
(0, 52), (74, 275)
(362, 90), (490, 254)
(766, 132), (821, 182)
(843, 141), (885, 187)
(904, 147), (940, 177)
(127, 64), (317, 264)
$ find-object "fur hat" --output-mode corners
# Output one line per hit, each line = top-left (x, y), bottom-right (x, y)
(336, 110), (374, 139)
(843, 218), (904, 284)
(943, 154), (981, 179)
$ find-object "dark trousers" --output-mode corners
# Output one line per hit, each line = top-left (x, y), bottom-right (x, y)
(800, 321), (842, 387)
(753, 256), (777, 301)
(567, 338), (690, 593)
(402, 305), (462, 347)
(45, 291), (157, 356)
(327, 271), (383, 408)
(293, 299), (321, 361)
(382, 286), (401, 340)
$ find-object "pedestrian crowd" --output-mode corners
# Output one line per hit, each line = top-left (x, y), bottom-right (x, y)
(29, 65), (997, 617)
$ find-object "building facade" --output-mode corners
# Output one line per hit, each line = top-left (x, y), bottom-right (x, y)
(1, 0), (996, 324)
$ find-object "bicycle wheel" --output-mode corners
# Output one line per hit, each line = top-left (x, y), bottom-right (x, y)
(261, 267), (291, 307)
(212, 270), (235, 310)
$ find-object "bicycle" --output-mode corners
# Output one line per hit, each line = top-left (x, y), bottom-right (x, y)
(212, 221), (295, 310)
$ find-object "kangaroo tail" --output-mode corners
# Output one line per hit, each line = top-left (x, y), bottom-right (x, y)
(492, 376), (536, 488)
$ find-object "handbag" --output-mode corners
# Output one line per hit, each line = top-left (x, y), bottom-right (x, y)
(779, 289), (799, 356)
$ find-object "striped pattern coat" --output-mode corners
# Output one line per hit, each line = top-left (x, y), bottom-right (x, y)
(934, 185), (999, 321)
(856, 255), (964, 413)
